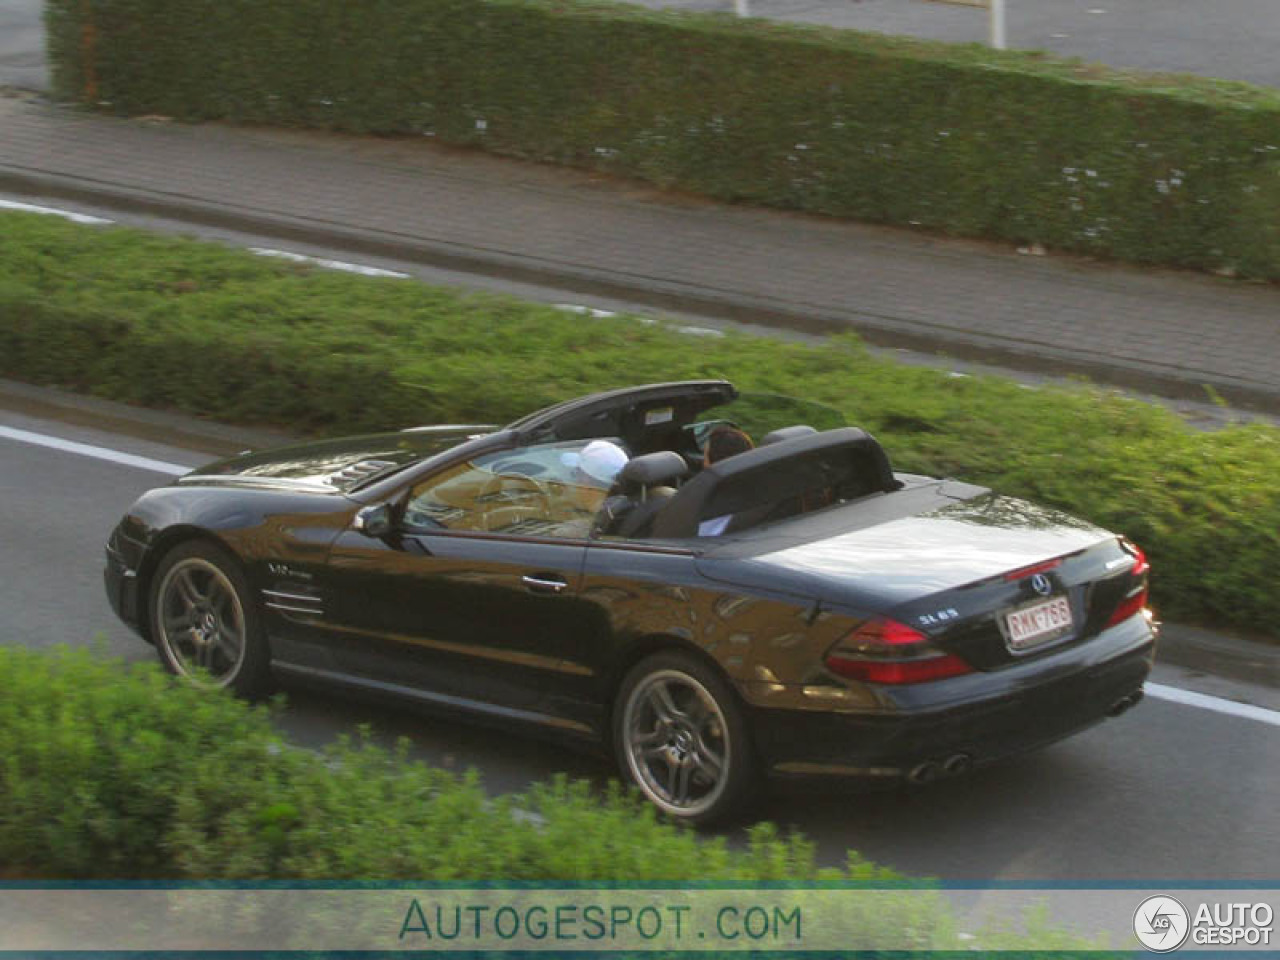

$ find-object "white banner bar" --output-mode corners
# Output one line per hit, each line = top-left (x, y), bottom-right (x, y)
(0, 887), (1275, 952)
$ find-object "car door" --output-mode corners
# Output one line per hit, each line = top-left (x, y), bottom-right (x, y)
(322, 442), (612, 725)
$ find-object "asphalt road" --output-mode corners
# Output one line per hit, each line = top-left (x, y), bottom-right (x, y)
(0, 0), (44, 92)
(3, 396), (1277, 882)
(647, 0), (1280, 89)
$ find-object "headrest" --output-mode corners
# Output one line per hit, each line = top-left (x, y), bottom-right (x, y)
(761, 425), (817, 445)
(618, 451), (689, 487)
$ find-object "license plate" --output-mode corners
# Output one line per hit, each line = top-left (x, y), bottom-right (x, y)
(1004, 596), (1073, 652)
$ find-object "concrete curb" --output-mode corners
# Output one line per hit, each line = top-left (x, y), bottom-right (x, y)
(1155, 623), (1278, 690)
(0, 377), (295, 458)
(3, 165), (1278, 416)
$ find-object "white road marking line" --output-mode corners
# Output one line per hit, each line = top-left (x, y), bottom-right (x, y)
(1145, 682), (1280, 728)
(0, 425), (191, 476)
(555, 304), (725, 338)
(674, 325), (725, 338)
(554, 303), (618, 318)
(249, 248), (410, 279)
(0, 199), (114, 225)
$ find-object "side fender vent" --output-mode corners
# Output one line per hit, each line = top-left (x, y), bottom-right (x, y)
(263, 583), (324, 621)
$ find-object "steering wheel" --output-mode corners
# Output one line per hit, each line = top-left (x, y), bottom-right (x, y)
(477, 473), (553, 532)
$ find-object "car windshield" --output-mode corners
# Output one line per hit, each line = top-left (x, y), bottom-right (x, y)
(689, 392), (846, 451)
(402, 437), (629, 538)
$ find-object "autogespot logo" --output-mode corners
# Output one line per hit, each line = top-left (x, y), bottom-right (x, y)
(1134, 895), (1191, 952)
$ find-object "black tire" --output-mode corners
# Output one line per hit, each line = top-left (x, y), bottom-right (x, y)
(613, 650), (757, 825)
(149, 540), (272, 699)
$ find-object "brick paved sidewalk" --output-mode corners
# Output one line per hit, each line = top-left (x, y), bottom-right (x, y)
(2, 93), (1278, 410)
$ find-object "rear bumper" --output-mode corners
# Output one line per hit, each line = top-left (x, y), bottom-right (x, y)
(752, 618), (1156, 780)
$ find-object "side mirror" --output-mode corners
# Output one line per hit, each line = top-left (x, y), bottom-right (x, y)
(354, 503), (393, 538)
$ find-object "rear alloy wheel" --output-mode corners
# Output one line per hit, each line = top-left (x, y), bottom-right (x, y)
(615, 652), (756, 825)
(151, 541), (271, 698)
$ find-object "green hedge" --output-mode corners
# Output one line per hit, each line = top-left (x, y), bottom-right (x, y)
(45, 0), (1280, 278)
(2, 645), (1123, 954)
(0, 645), (905, 886)
(2, 211), (1279, 635)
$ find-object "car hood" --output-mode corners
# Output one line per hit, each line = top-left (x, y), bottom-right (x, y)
(179, 427), (490, 493)
(697, 494), (1113, 609)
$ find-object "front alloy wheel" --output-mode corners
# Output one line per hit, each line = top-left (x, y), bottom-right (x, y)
(615, 653), (755, 824)
(151, 541), (270, 697)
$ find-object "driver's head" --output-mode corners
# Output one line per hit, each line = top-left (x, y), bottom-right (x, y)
(704, 427), (754, 466)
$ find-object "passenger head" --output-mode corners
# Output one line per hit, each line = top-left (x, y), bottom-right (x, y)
(703, 426), (754, 466)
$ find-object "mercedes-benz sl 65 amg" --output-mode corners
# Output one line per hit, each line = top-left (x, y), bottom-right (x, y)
(105, 381), (1155, 823)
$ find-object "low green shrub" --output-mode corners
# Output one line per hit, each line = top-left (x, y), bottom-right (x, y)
(44, 0), (1280, 278)
(0, 644), (924, 919)
(2, 212), (1277, 634)
(1, 645), (1125, 954)
(0, 645), (859, 881)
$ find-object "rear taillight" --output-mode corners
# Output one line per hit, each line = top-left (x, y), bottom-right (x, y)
(824, 618), (973, 685)
(1107, 539), (1150, 626)
(1120, 537), (1150, 577)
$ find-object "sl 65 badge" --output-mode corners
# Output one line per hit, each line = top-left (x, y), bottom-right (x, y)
(918, 607), (960, 626)
(267, 562), (311, 580)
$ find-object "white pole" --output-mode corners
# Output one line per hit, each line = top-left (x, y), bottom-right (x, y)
(989, 0), (1006, 48)
(734, 0), (749, 15)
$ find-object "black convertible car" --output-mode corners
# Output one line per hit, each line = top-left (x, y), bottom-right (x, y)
(105, 381), (1155, 823)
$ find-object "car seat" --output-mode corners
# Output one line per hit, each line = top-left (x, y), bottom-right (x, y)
(596, 451), (689, 538)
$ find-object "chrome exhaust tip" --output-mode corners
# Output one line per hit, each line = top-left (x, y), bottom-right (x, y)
(943, 753), (973, 777)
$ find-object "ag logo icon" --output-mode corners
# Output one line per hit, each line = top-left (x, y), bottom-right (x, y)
(1134, 895), (1190, 952)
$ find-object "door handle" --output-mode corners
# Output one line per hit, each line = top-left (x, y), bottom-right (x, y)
(522, 574), (568, 595)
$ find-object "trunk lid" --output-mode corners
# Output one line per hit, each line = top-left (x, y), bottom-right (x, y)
(699, 493), (1137, 667)
(889, 534), (1141, 669)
